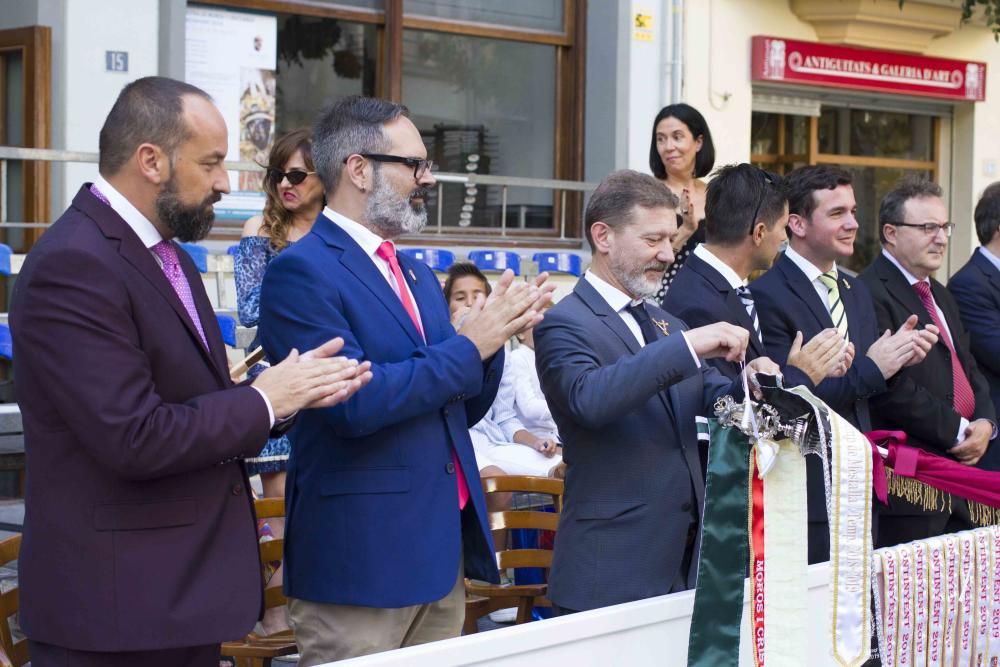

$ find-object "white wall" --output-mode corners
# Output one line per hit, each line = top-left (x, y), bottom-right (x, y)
(59, 0), (160, 209)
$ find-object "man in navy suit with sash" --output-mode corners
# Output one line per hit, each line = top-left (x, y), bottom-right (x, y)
(259, 96), (550, 664)
(11, 77), (369, 666)
(752, 165), (936, 562)
(533, 170), (780, 614)
(948, 181), (1000, 470)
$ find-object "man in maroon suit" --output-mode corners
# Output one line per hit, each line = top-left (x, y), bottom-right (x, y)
(10, 76), (371, 666)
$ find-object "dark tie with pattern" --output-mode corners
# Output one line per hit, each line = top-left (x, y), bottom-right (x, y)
(912, 280), (976, 420)
(625, 302), (660, 346)
(736, 286), (762, 343)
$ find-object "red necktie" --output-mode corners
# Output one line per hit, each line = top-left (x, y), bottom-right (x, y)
(376, 241), (469, 509)
(912, 281), (976, 419)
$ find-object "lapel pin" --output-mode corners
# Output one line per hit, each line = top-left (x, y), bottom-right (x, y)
(408, 268), (417, 283)
(843, 280), (851, 290)
(653, 318), (670, 336)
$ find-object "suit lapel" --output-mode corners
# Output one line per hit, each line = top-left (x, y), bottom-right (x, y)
(875, 254), (936, 331)
(837, 272), (864, 341)
(972, 250), (1000, 296)
(399, 253), (446, 344)
(79, 188), (229, 384)
(314, 215), (424, 347)
(777, 253), (835, 330)
(573, 279), (642, 356)
(688, 253), (764, 355)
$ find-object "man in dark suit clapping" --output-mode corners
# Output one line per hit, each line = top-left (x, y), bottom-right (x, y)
(10, 77), (371, 666)
(861, 178), (997, 545)
(947, 181), (1000, 470)
(534, 170), (780, 614)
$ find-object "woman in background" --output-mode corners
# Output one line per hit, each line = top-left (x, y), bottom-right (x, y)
(648, 103), (716, 302)
(234, 127), (324, 635)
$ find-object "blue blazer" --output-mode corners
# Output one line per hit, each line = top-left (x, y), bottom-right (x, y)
(948, 249), (1000, 470)
(259, 213), (502, 608)
(534, 278), (738, 611)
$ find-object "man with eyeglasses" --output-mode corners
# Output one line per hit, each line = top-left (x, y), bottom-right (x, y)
(258, 96), (553, 664)
(948, 182), (1000, 471)
(752, 165), (938, 563)
(860, 177), (996, 546)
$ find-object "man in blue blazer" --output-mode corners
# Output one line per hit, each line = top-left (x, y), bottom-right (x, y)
(534, 170), (779, 614)
(752, 165), (936, 562)
(948, 181), (1000, 470)
(664, 163), (847, 385)
(259, 96), (550, 664)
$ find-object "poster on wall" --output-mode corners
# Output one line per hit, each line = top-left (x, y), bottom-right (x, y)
(186, 6), (277, 220)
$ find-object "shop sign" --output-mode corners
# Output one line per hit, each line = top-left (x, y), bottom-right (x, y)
(752, 36), (986, 102)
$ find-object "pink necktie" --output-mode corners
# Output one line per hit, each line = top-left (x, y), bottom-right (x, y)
(90, 184), (209, 350)
(376, 241), (469, 510)
(912, 281), (975, 419)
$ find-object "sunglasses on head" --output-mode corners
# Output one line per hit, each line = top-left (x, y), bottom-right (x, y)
(265, 167), (316, 187)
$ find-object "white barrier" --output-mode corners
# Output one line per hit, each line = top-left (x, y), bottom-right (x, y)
(332, 563), (842, 667)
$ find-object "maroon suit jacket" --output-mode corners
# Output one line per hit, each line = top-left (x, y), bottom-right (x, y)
(11, 185), (270, 651)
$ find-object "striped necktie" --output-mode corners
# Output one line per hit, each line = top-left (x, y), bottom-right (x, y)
(912, 281), (976, 419)
(736, 286), (762, 343)
(817, 270), (849, 342)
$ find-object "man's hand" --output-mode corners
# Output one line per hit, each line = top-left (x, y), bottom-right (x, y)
(459, 270), (555, 360)
(785, 329), (849, 385)
(952, 419), (992, 466)
(684, 322), (749, 362)
(866, 315), (936, 379)
(253, 337), (373, 419)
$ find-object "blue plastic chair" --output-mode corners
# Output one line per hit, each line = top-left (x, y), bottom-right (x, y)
(179, 243), (209, 273)
(215, 314), (237, 348)
(533, 252), (582, 277)
(0, 244), (12, 276)
(467, 250), (521, 276)
(398, 248), (456, 272)
(0, 325), (12, 360)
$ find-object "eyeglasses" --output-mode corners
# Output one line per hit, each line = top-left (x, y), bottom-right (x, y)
(886, 221), (955, 237)
(265, 167), (316, 188)
(349, 153), (435, 180)
(749, 168), (778, 234)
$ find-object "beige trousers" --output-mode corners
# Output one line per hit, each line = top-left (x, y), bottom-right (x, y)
(287, 555), (465, 665)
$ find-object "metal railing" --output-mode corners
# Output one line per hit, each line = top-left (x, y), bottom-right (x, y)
(0, 146), (597, 240)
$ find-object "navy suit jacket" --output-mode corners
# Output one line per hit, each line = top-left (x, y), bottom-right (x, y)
(259, 213), (503, 608)
(752, 252), (885, 557)
(534, 277), (738, 611)
(948, 250), (1000, 471)
(663, 251), (810, 387)
(12, 186), (269, 651)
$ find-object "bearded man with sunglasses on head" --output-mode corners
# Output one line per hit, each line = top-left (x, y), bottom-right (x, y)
(258, 96), (554, 664)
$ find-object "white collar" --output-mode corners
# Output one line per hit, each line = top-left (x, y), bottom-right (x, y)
(693, 243), (745, 289)
(93, 175), (164, 249)
(979, 246), (1000, 273)
(881, 247), (925, 286)
(584, 270), (636, 313)
(323, 205), (387, 257)
(784, 244), (838, 283)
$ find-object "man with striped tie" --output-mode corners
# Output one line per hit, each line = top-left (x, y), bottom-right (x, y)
(752, 165), (938, 562)
(860, 177), (996, 546)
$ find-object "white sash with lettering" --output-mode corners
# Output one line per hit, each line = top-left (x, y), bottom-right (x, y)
(913, 542), (929, 665)
(956, 533), (976, 665)
(898, 546), (915, 666)
(878, 550), (900, 665)
(976, 529), (992, 666)
(926, 539), (946, 666)
(943, 536), (960, 666)
(990, 526), (1000, 664)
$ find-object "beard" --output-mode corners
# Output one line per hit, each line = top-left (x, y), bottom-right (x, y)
(155, 177), (221, 242)
(365, 169), (429, 238)
(609, 248), (667, 300)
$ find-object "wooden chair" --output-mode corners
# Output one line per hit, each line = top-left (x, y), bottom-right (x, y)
(221, 498), (297, 667)
(0, 534), (26, 667)
(463, 475), (563, 634)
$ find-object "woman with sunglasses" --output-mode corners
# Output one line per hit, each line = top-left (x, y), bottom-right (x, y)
(234, 127), (323, 635)
(648, 103), (716, 304)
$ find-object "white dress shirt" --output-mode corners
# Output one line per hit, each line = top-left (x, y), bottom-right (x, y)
(783, 244), (840, 312)
(470, 353), (527, 447)
(323, 206), (423, 334)
(693, 243), (746, 290)
(583, 270), (700, 366)
(979, 245), (1000, 272)
(509, 345), (560, 441)
(92, 176), (276, 427)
